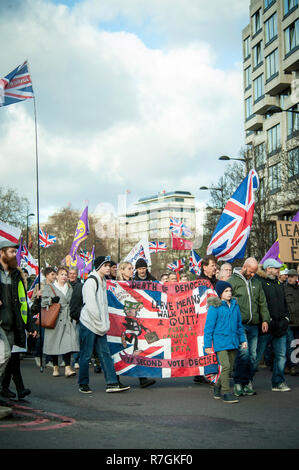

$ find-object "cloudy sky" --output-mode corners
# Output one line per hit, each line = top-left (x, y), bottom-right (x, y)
(0, 0), (250, 222)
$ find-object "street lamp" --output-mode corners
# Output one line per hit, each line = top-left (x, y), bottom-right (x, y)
(26, 211), (35, 246)
(267, 105), (299, 115)
(218, 155), (246, 162)
(199, 186), (224, 210)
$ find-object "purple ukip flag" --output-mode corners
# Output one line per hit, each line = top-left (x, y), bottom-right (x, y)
(69, 206), (89, 259)
(260, 210), (299, 264)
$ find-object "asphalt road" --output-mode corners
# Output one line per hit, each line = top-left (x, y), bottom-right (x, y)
(0, 356), (298, 453)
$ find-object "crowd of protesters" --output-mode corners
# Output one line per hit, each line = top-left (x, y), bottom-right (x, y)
(0, 239), (298, 417)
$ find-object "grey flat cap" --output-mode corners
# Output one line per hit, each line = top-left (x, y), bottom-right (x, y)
(0, 240), (19, 250)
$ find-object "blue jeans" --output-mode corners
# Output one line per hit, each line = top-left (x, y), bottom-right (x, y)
(78, 321), (118, 386)
(255, 333), (287, 386)
(234, 324), (258, 385)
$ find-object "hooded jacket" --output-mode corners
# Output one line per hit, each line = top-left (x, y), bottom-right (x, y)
(284, 282), (299, 326)
(255, 269), (290, 337)
(228, 270), (270, 325)
(80, 270), (110, 336)
(204, 297), (246, 352)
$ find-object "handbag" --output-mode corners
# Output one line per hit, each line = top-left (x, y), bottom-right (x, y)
(36, 285), (61, 329)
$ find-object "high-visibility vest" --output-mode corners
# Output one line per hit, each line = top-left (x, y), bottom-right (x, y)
(18, 280), (28, 324)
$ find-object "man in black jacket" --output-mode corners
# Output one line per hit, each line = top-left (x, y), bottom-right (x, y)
(255, 258), (291, 392)
(284, 269), (299, 375)
(133, 258), (157, 282)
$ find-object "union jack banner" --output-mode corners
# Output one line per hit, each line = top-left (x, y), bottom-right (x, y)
(20, 243), (39, 276)
(207, 169), (259, 262)
(0, 61), (34, 107)
(167, 257), (186, 272)
(27, 275), (40, 301)
(189, 249), (202, 276)
(79, 248), (93, 263)
(169, 217), (192, 238)
(39, 229), (57, 248)
(148, 241), (167, 253)
(106, 278), (220, 379)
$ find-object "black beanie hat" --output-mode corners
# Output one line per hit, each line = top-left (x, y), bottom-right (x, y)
(215, 280), (232, 298)
(110, 260), (117, 267)
(94, 255), (111, 271)
(135, 258), (147, 269)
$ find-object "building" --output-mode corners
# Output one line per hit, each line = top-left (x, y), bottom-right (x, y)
(242, 0), (299, 242)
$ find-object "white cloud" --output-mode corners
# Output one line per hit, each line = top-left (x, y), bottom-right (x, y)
(0, 0), (246, 221)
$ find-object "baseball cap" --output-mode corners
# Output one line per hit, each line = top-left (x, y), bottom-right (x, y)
(263, 258), (283, 269)
(287, 269), (298, 276)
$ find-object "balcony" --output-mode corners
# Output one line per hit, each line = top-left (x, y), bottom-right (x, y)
(265, 72), (294, 95)
(245, 113), (263, 131)
(253, 95), (277, 114)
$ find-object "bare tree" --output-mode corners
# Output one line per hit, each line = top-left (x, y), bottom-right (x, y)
(0, 186), (29, 228)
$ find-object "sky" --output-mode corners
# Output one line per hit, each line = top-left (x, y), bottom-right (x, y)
(0, 0), (250, 222)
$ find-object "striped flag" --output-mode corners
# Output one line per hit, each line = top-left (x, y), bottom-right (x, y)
(189, 249), (202, 276)
(167, 257), (186, 272)
(148, 241), (167, 253)
(0, 220), (21, 245)
(169, 217), (192, 238)
(0, 61), (34, 107)
(39, 228), (57, 248)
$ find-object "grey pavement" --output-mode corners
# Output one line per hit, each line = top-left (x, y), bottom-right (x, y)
(0, 357), (298, 450)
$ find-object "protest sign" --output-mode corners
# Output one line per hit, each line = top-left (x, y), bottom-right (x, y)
(107, 278), (220, 379)
(276, 220), (299, 263)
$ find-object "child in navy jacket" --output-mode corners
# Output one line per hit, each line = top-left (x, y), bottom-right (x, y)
(204, 281), (247, 403)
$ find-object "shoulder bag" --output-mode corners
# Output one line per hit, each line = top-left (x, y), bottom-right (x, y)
(36, 285), (61, 329)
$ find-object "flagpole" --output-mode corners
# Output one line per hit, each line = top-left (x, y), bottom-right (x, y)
(33, 93), (43, 373)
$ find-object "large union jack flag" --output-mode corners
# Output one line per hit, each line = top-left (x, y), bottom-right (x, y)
(0, 61), (34, 107)
(39, 229), (57, 248)
(169, 217), (192, 238)
(167, 257), (186, 272)
(20, 243), (39, 276)
(148, 241), (167, 253)
(207, 169), (259, 262)
(106, 279), (219, 379)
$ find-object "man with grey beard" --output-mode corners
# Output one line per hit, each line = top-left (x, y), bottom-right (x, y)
(228, 257), (270, 396)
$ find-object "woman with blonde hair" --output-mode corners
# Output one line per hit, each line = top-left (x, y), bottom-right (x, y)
(41, 266), (79, 377)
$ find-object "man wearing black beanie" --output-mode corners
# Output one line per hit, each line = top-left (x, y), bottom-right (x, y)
(133, 258), (157, 282)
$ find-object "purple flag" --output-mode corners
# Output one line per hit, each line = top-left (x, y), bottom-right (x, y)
(16, 236), (23, 266)
(260, 210), (299, 264)
(69, 206), (89, 259)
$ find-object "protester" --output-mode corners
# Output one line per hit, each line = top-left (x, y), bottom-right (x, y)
(283, 269), (299, 376)
(168, 272), (178, 283)
(228, 257), (270, 396)
(117, 261), (155, 389)
(41, 266), (79, 378)
(180, 273), (189, 282)
(78, 256), (130, 393)
(69, 267), (82, 369)
(31, 266), (57, 368)
(278, 269), (288, 285)
(108, 260), (117, 280)
(204, 281), (247, 404)
(133, 258), (157, 281)
(0, 241), (37, 414)
(218, 263), (232, 281)
(160, 273), (168, 283)
(255, 258), (291, 392)
(197, 255), (217, 288)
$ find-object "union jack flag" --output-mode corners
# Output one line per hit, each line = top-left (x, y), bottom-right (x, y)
(79, 248), (93, 263)
(27, 275), (40, 301)
(148, 241), (167, 253)
(106, 279), (219, 379)
(20, 244), (39, 276)
(39, 229), (57, 248)
(189, 249), (202, 276)
(207, 169), (259, 262)
(169, 217), (192, 238)
(167, 257), (186, 272)
(0, 61), (34, 107)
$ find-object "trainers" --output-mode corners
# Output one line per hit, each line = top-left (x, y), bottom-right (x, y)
(233, 383), (244, 396)
(74, 363), (80, 369)
(0, 405), (13, 420)
(35, 357), (41, 367)
(272, 382), (291, 392)
(222, 393), (239, 404)
(106, 383), (130, 393)
(243, 381), (256, 396)
(79, 384), (93, 394)
(213, 385), (221, 400)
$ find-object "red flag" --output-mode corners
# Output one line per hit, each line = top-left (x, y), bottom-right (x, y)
(171, 233), (193, 250)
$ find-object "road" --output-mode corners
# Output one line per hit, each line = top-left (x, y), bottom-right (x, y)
(0, 356), (298, 454)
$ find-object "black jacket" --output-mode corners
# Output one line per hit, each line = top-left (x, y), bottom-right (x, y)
(256, 273), (289, 337)
(0, 265), (36, 348)
(197, 272), (217, 288)
(284, 283), (299, 327)
(133, 270), (157, 282)
(69, 279), (83, 322)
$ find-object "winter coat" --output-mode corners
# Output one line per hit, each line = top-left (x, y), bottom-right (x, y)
(255, 270), (289, 337)
(204, 297), (246, 352)
(69, 279), (83, 322)
(0, 264), (36, 348)
(197, 272), (217, 288)
(133, 270), (157, 282)
(284, 283), (299, 327)
(41, 282), (79, 355)
(80, 270), (110, 336)
(228, 271), (270, 325)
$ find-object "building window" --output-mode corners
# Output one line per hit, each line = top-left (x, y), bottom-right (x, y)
(255, 142), (266, 168)
(265, 13), (277, 44)
(259, 177), (265, 200)
(265, 0), (275, 7)
(253, 41), (263, 67)
(245, 66), (251, 89)
(265, 48), (278, 80)
(269, 163), (281, 191)
(245, 96), (253, 120)
(252, 9), (262, 35)
(267, 123), (281, 153)
(244, 36), (251, 59)
(254, 74), (264, 102)
(288, 147), (299, 179)
(284, 19), (299, 55)
(284, 0), (298, 15)
(287, 105), (299, 137)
